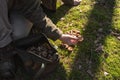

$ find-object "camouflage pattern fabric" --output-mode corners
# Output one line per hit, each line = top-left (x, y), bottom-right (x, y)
(41, 0), (74, 11)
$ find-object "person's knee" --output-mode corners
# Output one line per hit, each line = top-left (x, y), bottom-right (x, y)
(10, 12), (33, 40)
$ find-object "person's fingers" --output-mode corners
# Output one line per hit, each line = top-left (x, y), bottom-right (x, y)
(70, 35), (79, 39)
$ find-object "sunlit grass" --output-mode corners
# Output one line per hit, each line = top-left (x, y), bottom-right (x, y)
(45, 0), (120, 80)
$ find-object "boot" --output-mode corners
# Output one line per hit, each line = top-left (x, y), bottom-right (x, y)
(0, 44), (17, 79)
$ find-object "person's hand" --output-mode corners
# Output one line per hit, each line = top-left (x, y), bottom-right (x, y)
(59, 34), (79, 45)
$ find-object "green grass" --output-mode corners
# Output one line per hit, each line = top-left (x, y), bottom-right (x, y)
(43, 0), (120, 80)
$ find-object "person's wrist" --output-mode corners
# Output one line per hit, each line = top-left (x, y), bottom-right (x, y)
(59, 34), (64, 41)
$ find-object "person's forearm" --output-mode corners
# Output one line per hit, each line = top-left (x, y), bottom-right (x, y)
(34, 16), (63, 41)
(40, 16), (63, 41)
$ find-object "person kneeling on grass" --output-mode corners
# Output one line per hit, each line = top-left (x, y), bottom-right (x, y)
(0, 0), (79, 79)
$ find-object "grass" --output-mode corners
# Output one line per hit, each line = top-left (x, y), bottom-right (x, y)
(42, 0), (120, 80)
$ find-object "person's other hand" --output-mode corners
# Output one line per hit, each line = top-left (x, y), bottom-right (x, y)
(59, 34), (79, 45)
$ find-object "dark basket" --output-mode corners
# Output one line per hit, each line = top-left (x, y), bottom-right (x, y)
(13, 33), (59, 80)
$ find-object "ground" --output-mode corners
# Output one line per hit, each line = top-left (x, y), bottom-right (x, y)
(42, 0), (120, 80)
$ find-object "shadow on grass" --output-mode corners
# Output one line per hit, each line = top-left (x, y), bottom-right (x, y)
(42, 4), (72, 80)
(45, 4), (72, 24)
(42, 0), (117, 79)
(42, 63), (68, 80)
(68, 0), (116, 80)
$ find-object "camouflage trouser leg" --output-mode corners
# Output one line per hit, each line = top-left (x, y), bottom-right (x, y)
(41, 0), (74, 11)
(41, 0), (57, 11)
(62, 0), (74, 5)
